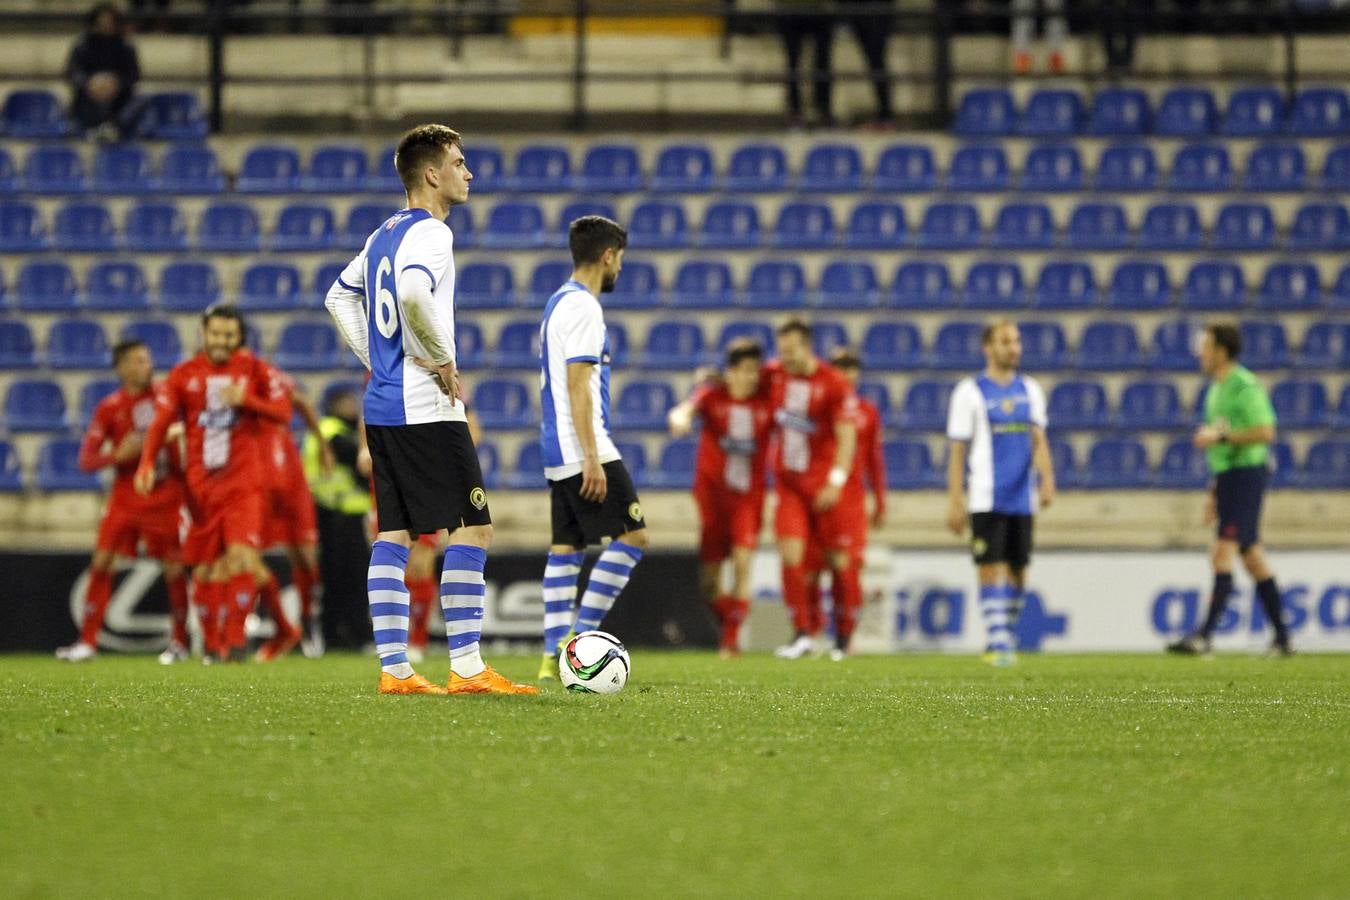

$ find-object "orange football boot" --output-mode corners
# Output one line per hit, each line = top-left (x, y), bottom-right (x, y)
(446, 666), (540, 695)
(378, 671), (447, 695)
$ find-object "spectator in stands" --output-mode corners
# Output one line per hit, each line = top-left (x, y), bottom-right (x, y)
(839, 0), (895, 126)
(777, 0), (895, 127)
(65, 3), (141, 140)
(1102, 0), (1147, 77)
(1011, 0), (1066, 74)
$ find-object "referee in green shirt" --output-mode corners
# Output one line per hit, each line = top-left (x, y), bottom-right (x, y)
(1169, 323), (1292, 656)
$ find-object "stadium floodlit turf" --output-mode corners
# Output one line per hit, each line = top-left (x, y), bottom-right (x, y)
(1, 653), (1346, 898)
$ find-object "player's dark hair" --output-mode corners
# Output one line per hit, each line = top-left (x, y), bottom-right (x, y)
(776, 317), (812, 341)
(1206, 322), (1242, 361)
(111, 339), (145, 367)
(724, 338), (763, 368)
(568, 215), (627, 265)
(981, 317), (1017, 346)
(394, 124), (463, 193)
(201, 303), (246, 336)
(830, 347), (861, 371)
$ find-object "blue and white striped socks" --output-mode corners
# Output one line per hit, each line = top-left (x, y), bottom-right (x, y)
(369, 540), (412, 678)
(441, 544), (488, 678)
(573, 540), (643, 635)
(543, 550), (583, 655)
(979, 583), (1014, 654)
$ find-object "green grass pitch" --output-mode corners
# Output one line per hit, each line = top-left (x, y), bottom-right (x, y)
(2, 652), (1346, 898)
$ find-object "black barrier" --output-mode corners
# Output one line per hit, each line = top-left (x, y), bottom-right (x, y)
(0, 552), (718, 653)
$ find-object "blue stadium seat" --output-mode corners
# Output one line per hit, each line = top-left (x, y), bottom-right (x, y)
(861, 322), (923, 369)
(36, 440), (100, 491)
(5, 379), (67, 431)
(455, 321), (486, 368)
(989, 201), (1054, 250)
(1083, 438), (1150, 488)
(555, 200), (618, 247)
(1301, 439), (1350, 489)
(124, 199), (189, 249)
(669, 259), (734, 308)
(1321, 144), (1350, 191)
(606, 322), (631, 367)
(844, 201), (906, 249)
(0, 266), (6, 307)
(301, 145), (367, 193)
(527, 260), (573, 305)
(954, 88), (1015, 137)
(852, 378), (891, 418)
(608, 260), (661, 311)
(818, 259), (880, 309)
(898, 380), (955, 431)
(492, 320), (541, 369)
(1047, 380), (1110, 429)
(872, 143), (937, 192)
(1181, 260), (1246, 311)
(503, 442), (546, 489)
(1287, 202), (1350, 250)
(628, 200), (688, 249)
(457, 262), (516, 310)
(77, 378), (120, 426)
(1270, 379), (1329, 429)
(772, 201), (835, 249)
(1095, 142), (1158, 192)
(0, 200), (47, 251)
(1332, 265), (1350, 308)
(883, 440), (941, 489)
(86, 261), (149, 311)
(1047, 438), (1081, 489)
(1105, 259), (1169, 310)
(1239, 321), (1290, 369)
(1156, 440), (1210, 489)
(642, 320), (707, 368)
(887, 260), (953, 310)
(1287, 87), (1350, 137)
(722, 143), (788, 192)
(1266, 441), (1298, 488)
(272, 203), (335, 252)
(962, 260), (1025, 309)
(811, 320), (851, 359)
(612, 381), (676, 430)
(198, 202), (261, 252)
(1256, 261), (1321, 311)
(237, 144), (301, 193)
(1033, 260), (1096, 309)
(650, 144), (715, 193)
(472, 379), (532, 429)
(946, 144), (1009, 191)
(1019, 142), (1083, 192)
(645, 438), (698, 490)
(134, 92), (207, 140)
(481, 201), (544, 250)
(367, 145), (401, 194)
(1339, 386), (1350, 426)
(1155, 87), (1218, 136)
(1149, 319), (1196, 372)
(2, 89), (70, 138)
(798, 143), (863, 192)
(917, 201), (980, 250)
(1018, 321), (1068, 370)
(273, 321), (339, 371)
(21, 144), (85, 193)
(92, 144), (152, 194)
(239, 262), (303, 311)
(475, 441), (500, 489)
(716, 322), (775, 357)
(1079, 320), (1144, 370)
(0, 319), (37, 369)
(1222, 86), (1285, 137)
(47, 318), (109, 369)
(447, 204), (475, 249)
(931, 322), (983, 370)
(1019, 89), (1083, 137)
(1066, 202), (1129, 250)
(1241, 142), (1305, 191)
(509, 145), (573, 192)
(159, 261), (221, 311)
(576, 144), (642, 193)
(1168, 143), (1231, 192)
(1211, 202), (1276, 250)
(16, 261), (78, 311)
(614, 441), (648, 482)
(1086, 87), (1150, 136)
(1296, 321), (1350, 370)
(1118, 380), (1181, 429)
(340, 204), (396, 251)
(120, 319), (183, 366)
(0, 148), (14, 194)
(310, 261), (347, 310)
(699, 200), (761, 249)
(1138, 202), (1202, 250)
(155, 144), (225, 194)
(54, 201), (117, 252)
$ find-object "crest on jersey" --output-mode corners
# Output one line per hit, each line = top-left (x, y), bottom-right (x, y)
(1001, 398), (1017, 414)
(469, 487), (487, 510)
(628, 502), (643, 522)
(972, 537), (987, 557)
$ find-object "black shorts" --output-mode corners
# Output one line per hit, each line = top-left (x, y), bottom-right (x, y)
(550, 460), (645, 548)
(969, 512), (1034, 568)
(1214, 465), (1267, 549)
(365, 421), (490, 535)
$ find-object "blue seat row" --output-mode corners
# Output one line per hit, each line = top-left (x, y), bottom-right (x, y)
(956, 85), (1350, 138)
(1, 90), (206, 141)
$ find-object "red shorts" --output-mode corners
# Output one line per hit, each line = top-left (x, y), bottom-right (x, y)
(694, 482), (764, 564)
(182, 483), (264, 567)
(96, 502), (182, 561)
(264, 480), (319, 547)
(775, 482), (868, 566)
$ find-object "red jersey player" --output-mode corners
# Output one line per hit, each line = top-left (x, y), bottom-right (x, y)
(56, 339), (190, 664)
(135, 305), (292, 662)
(667, 340), (774, 657)
(764, 318), (861, 661)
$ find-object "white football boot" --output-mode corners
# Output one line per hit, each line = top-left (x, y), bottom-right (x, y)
(774, 634), (815, 660)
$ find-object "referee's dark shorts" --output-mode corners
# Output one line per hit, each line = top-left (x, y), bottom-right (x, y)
(1214, 464), (1267, 550)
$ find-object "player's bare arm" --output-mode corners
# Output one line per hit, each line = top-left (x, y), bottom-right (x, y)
(814, 419), (857, 511)
(945, 440), (969, 535)
(1193, 422), (1276, 449)
(567, 360), (606, 502)
(1031, 425), (1055, 509)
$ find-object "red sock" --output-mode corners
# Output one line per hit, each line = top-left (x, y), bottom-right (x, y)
(804, 574), (825, 636)
(293, 560), (319, 621)
(258, 574), (296, 635)
(166, 572), (190, 647)
(723, 597), (750, 651)
(224, 572), (255, 649)
(407, 575), (437, 649)
(194, 578), (222, 655)
(832, 565), (863, 649)
(80, 568), (114, 646)
(781, 563), (813, 635)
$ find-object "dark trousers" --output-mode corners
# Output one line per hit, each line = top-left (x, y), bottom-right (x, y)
(316, 506), (372, 650)
(781, 13), (835, 120)
(839, 0), (893, 120)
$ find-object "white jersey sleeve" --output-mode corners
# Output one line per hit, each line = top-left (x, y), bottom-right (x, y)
(396, 218), (454, 292)
(558, 295), (605, 363)
(1025, 376), (1049, 429)
(946, 378), (981, 441)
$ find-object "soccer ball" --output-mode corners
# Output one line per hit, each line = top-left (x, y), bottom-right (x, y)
(559, 631), (630, 694)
